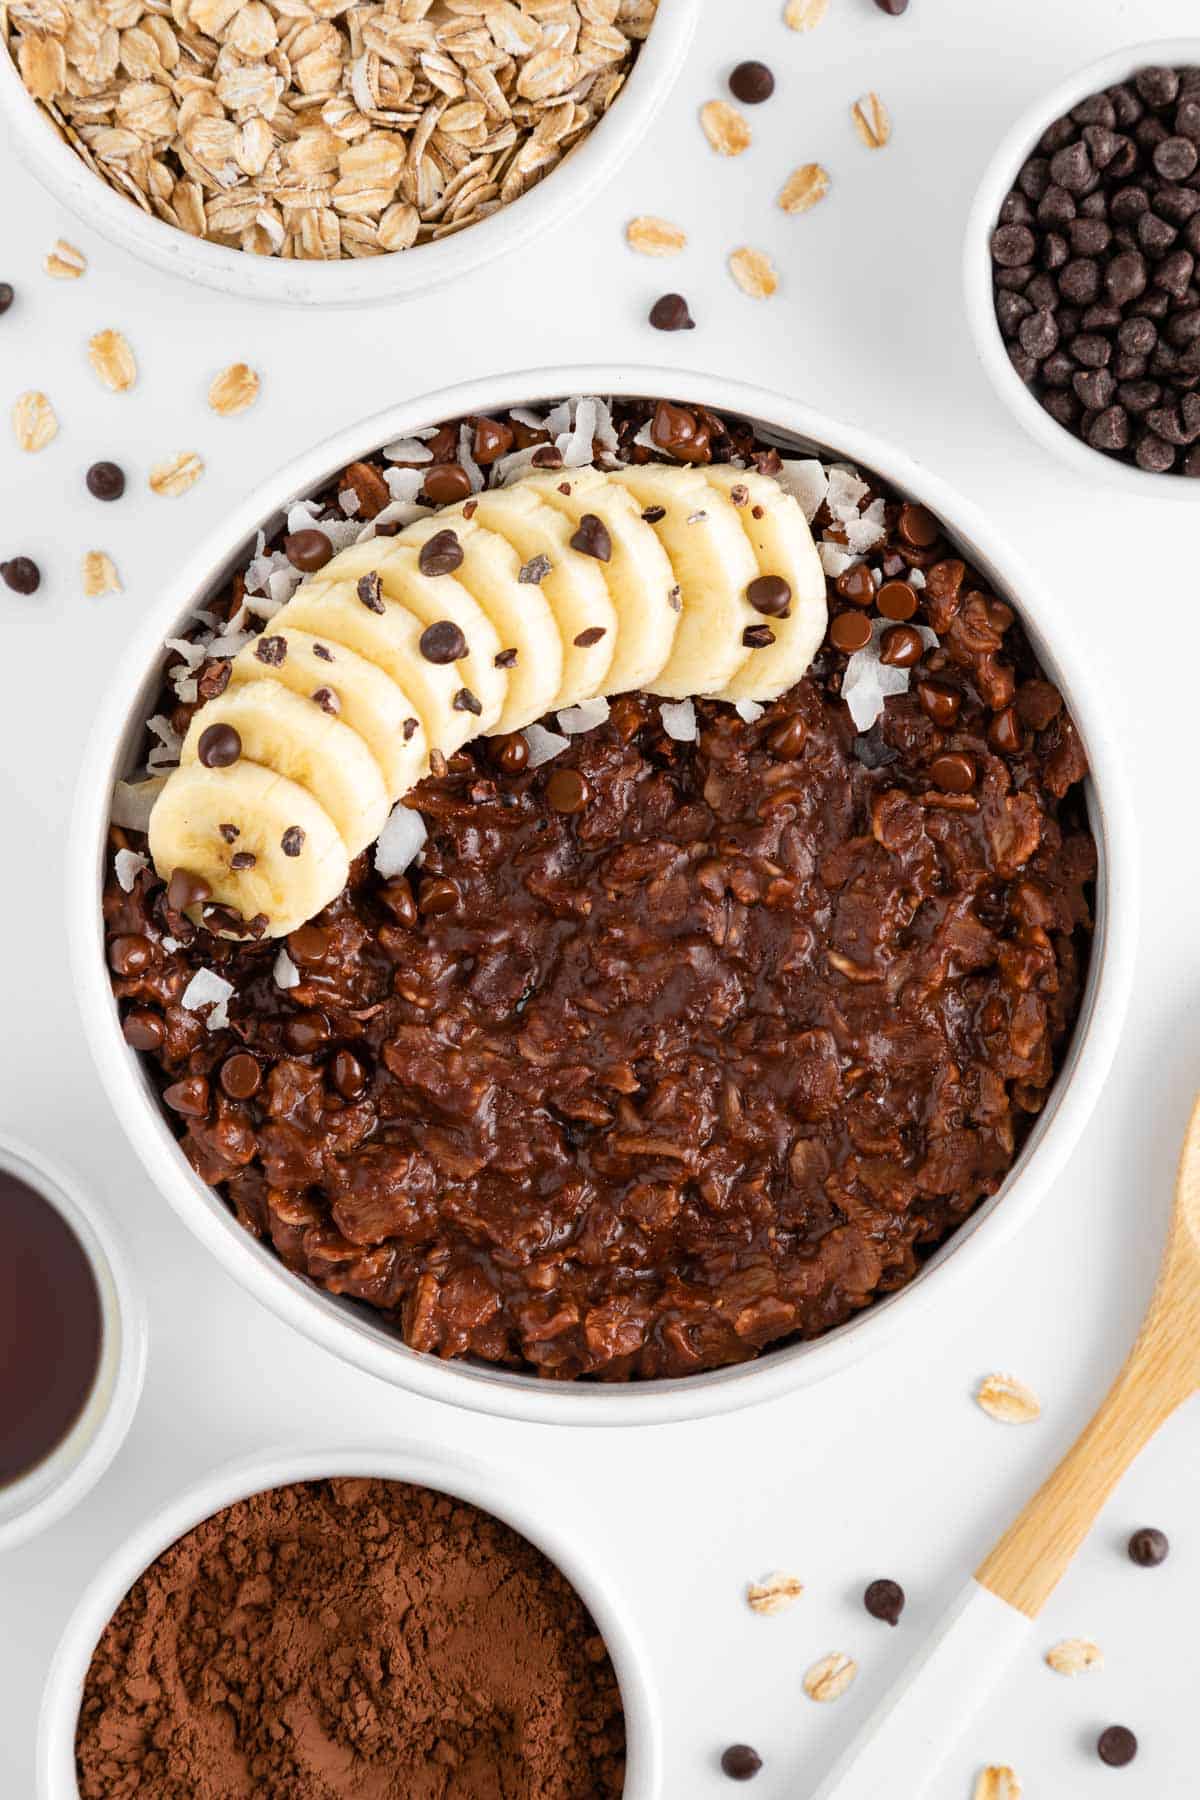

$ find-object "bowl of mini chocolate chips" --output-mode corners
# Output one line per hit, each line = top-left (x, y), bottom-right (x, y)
(966, 41), (1200, 491)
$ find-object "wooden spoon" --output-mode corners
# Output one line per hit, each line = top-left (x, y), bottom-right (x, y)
(814, 1093), (1200, 1799)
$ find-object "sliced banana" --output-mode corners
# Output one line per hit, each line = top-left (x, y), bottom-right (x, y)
(704, 467), (829, 702)
(180, 676), (390, 859)
(299, 539), (506, 734)
(518, 467), (680, 695)
(229, 627), (429, 797)
(465, 484), (616, 710)
(279, 578), (475, 762)
(148, 760), (348, 939)
(608, 465), (761, 698)
(398, 509), (563, 736)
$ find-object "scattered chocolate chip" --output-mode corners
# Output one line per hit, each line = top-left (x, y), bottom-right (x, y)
(742, 622), (776, 649)
(472, 417), (514, 465)
(422, 463), (473, 505)
(418, 528), (464, 577)
(879, 623), (924, 668)
(86, 460), (125, 501)
(1097, 1726), (1138, 1768)
(122, 1010), (164, 1052)
(830, 610), (872, 653)
(546, 768), (589, 814)
(836, 564), (875, 607)
(574, 626), (607, 646)
(280, 827), (305, 857)
(649, 292), (695, 332)
(493, 733), (529, 773)
(930, 750), (975, 793)
(284, 1012), (330, 1055)
(312, 643), (333, 662)
(898, 503), (939, 547)
(284, 528), (333, 572)
(1, 555), (40, 594)
(729, 60), (774, 105)
(311, 686), (340, 715)
(1128, 1526), (1169, 1566)
(330, 1049), (367, 1100)
(198, 723), (241, 768)
(746, 574), (792, 616)
(163, 1075), (209, 1118)
(651, 398), (710, 462)
(166, 867), (211, 913)
(418, 875), (459, 916)
(229, 851), (256, 871)
(863, 1579), (905, 1625)
(519, 554), (552, 584)
(494, 647), (518, 668)
(419, 619), (467, 664)
(357, 570), (385, 613)
(877, 579), (917, 621)
(720, 1745), (763, 1781)
(254, 634), (287, 665)
(570, 514), (612, 561)
(453, 686), (482, 714)
(532, 445), (564, 469)
(0, 283), (13, 315)
(769, 716), (808, 758)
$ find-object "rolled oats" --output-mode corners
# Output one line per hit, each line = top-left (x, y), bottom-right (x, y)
(852, 92), (892, 150)
(1045, 1636), (1103, 1675)
(12, 389), (58, 453)
(973, 1768), (1022, 1800)
(701, 99), (751, 158)
(784, 0), (829, 30)
(83, 551), (121, 598)
(626, 215), (687, 256)
(729, 246), (778, 300)
(150, 451), (204, 497)
(803, 1652), (857, 1703)
(88, 329), (137, 393)
(208, 363), (261, 416)
(976, 1372), (1042, 1424)
(44, 237), (86, 279)
(746, 1572), (804, 1616)
(4, 0), (658, 260)
(779, 163), (830, 215)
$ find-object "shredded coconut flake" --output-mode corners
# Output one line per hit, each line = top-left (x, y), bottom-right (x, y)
(164, 635), (205, 672)
(909, 567), (927, 589)
(818, 543), (855, 578)
(384, 466), (425, 505)
(338, 488), (361, 517)
(841, 497), (887, 555)
(509, 407), (548, 430)
(457, 424), (484, 494)
(174, 677), (199, 703)
(181, 967), (235, 1032)
(842, 619), (918, 732)
(114, 848), (149, 892)
(146, 714), (182, 770)
(827, 465), (870, 519)
(777, 458), (828, 521)
(735, 699), (766, 723)
(558, 396), (598, 468)
(494, 445), (542, 487)
(374, 801), (428, 879)
(286, 498), (323, 535)
(111, 775), (167, 831)
(161, 935), (180, 954)
(557, 696), (610, 734)
(273, 948), (300, 991)
(523, 723), (570, 767)
(381, 437), (434, 464)
(660, 698), (698, 741)
(632, 420), (658, 451)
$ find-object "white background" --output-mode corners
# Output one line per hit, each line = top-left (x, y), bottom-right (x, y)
(1, 1), (1198, 1796)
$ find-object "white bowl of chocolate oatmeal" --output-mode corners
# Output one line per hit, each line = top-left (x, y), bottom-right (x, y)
(37, 1441), (659, 1799)
(69, 366), (1137, 1427)
(0, 0), (694, 305)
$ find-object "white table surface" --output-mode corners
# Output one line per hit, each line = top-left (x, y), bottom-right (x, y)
(1, 2), (1198, 1795)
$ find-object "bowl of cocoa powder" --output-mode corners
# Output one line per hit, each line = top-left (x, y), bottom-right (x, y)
(70, 365), (1137, 1427)
(38, 1444), (655, 1800)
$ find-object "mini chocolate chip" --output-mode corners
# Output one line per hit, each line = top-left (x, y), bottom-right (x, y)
(1058, 258), (1101, 304)
(837, 564), (876, 607)
(746, 574), (792, 616)
(493, 733), (529, 773)
(86, 460), (125, 501)
(1087, 404), (1131, 449)
(423, 463), (473, 504)
(1, 556), (40, 594)
(570, 514), (612, 561)
(546, 768), (589, 814)
(418, 528), (464, 577)
(357, 570), (385, 613)
(1155, 134), (1199, 181)
(641, 505), (667, 523)
(0, 283), (13, 315)
(122, 1010), (164, 1052)
(649, 292), (696, 331)
(830, 610), (872, 653)
(741, 622), (775, 649)
(472, 417), (514, 464)
(330, 1049), (367, 1100)
(879, 624), (923, 668)
(163, 1075), (209, 1118)
(166, 867), (211, 912)
(863, 1579), (905, 1625)
(1049, 141), (1094, 194)
(1135, 428), (1174, 469)
(219, 1052), (260, 1100)
(1128, 1526), (1169, 1566)
(930, 752), (976, 794)
(453, 686), (482, 714)
(1097, 1726), (1138, 1768)
(518, 554), (552, 584)
(991, 222), (1035, 266)
(573, 626), (607, 646)
(1137, 65), (1179, 107)
(531, 444), (564, 468)
(1107, 249), (1148, 303)
(281, 826), (305, 857)
(403, 717), (419, 740)
(284, 528), (333, 572)
(494, 647), (518, 668)
(198, 722), (241, 768)
(720, 1745), (763, 1781)
(229, 850), (257, 873)
(729, 60), (774, 104)
(418, 875), (459, 916)
(898, 503), (939, 547)
(1019, 307), (1059, 358)
(419, 619), (467, 663)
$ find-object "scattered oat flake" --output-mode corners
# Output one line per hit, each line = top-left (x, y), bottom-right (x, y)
(729, 247), (778, 300)
(785, 0), (829, 29)
(976, 1373), (1042, 1424)
(746, 1573), (803, 1617)
(83, 551), (121, 598)
(779, 164), (831, 216)
(88, 330), (137, 394)
(208, 364), (260, 417)
(626, 216), (688, 257)
(44, 239), (86, 279)
(150, 452), (204, 498)
(803, 1653), (858, 1703)
(852, 92), (892, 150)
(12, 390), (57, 453)
(701, 100), (752, 158)
(973, 1768), (1023, 1800)
(1046, 1637), (1103, 1676)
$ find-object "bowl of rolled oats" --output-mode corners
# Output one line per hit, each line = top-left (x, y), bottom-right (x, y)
(0, 0), (692, 304)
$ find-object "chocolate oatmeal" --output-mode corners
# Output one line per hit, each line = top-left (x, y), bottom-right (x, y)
(103, 398), (1095, 1381)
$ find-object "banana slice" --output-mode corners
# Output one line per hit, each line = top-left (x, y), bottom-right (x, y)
(229, 627), (429, 797)
(279, 578), (475, 762)
(148, 760), (348, 939)
(517, 467), (680, 695)
(704, 468), (829, 703)
(299, 539), (506, 734)
(398, 510), (563, 736)
(607, 465), (761, 698)
(465, 484), (616, 710)
(180, 676), (389, 859)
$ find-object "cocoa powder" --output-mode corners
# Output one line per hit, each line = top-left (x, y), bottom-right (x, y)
(75, 1477), (626, 1799)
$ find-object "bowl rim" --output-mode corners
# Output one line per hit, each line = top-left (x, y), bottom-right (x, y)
(0, 0), (697, 306)
(67, 362), (1139, 1427)
(964, 36), (1200, 499)
(0, 1136), (147, 1552)
(35, 1441), (662, 1800)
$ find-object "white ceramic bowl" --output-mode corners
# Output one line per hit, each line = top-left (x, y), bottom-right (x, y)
(68, 364), (1138, 1427)
(36, 1441), (660, 1800)
(0, 1), (696, 306)
(965, 38), (1200, 498)
(0, 1137), (146, 1553)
